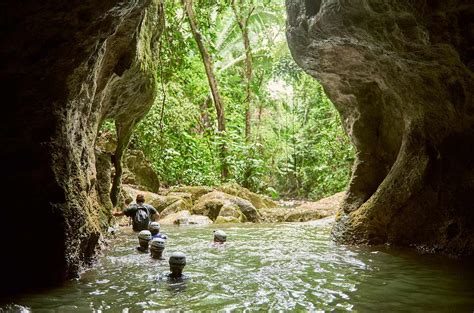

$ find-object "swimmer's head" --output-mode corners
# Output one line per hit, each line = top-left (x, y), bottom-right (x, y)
(150, 238), (166, 259)
(149, 222), (161, 235)
(169, 252), (186, 275)
(213, 230), (227, 243)
(138, 230), (152, 250)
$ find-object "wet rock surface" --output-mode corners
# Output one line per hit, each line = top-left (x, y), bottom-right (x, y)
(122, 184), (341, 225)
(192, 191), (261, 222)
(0, 0), (164, 293)
(286, 0), (474, 255)
(122, 150), (160, 193)
(159, 210), (213, 225)
(261, 192), (344, 223)
(217, 183), (277, 209)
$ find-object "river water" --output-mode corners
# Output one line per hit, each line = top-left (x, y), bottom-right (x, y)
(3, 218), (474, 312)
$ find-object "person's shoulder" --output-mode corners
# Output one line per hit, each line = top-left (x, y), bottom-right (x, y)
(124, 204), (138, 212)
(154, 233), (168, 239)
(144, 203), (157, 211)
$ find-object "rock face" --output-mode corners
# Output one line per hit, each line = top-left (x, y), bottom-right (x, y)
(96, 132), (161, 193)
(261, 192), (344, 223)
(0, 0), (164, 294)
(122, 150), (160, 193)
(286, 1), (474, 255)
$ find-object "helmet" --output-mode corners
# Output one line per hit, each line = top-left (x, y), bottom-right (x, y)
(213, 230), (227, 242)
(150, 238), (166, 249)
(169, 252), (186, 266)
(149, 222), (161, 232)
(138, 230), (152, 240)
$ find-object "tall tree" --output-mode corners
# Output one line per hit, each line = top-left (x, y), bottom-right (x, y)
(182, 0), (229, 179)
(231, 0), (254, 141)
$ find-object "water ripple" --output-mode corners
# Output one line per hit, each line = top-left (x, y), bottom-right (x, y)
(4, 220), (474, 311)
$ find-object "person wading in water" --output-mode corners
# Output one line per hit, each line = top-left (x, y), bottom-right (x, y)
(113, 194), (159, 231)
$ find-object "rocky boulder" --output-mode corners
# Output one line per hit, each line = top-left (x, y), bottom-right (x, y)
(168, 186), (213, 202)
(215, 206), (245, 224)
(261, 192), (344, 223)
(217, 183), (277, 209)
(123, 149), (160, 193)
(286, 0), (474, 255)
(191, 191), (261, 222)
(159, 198), (193, 218)
(96, 132), (160, 194)
(122, 185), (192, 216)
(159, 210), (213, 225)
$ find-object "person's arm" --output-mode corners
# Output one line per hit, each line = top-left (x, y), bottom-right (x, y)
(115, 205), (136, 218)
(112, 210), (124, 217)
(147, 205), (160, 221)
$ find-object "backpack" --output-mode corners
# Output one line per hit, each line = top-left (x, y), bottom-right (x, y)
(133, 205), (150, 231)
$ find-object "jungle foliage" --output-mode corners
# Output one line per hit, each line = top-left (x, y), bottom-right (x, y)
(112, 0), (355, 200)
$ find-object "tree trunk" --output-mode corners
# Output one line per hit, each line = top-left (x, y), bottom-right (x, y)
(195, 95), (212, 134)
(183, 0), (228, 179)
(231, 0), (254, 142)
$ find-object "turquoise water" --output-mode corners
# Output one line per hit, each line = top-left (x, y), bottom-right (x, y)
(3, 218), (474, 312)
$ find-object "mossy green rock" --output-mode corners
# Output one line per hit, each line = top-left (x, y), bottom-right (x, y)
(160, 210), (213, 225)
(261, 192), (344, 223)
(217, 206), (244, 223)
(122, 185), (192, 215)
(160, 199), (193, 218)
(215, 216), (241, 224)
(122, 149), (160, 193)
(169, 186), (213, 202)
(191, 191), (261, 222)
(217, 183), (276, 209)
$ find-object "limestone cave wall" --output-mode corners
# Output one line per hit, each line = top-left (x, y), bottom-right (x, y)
(286, 0), (474, 255)
(0, 0), (163, 294)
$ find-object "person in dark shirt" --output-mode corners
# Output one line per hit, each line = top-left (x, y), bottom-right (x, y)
(113, 194), (159, 231)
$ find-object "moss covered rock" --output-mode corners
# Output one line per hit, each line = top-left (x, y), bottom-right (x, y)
(123, 149), (160, 193)
(217, 183), (276, 209)
(160, 199), (193, 218)
(122, 185), (192, 216)
(169, 186), (213, 202)
(261, 192), (344, 223)
(159, 210), (212, 225)
(191, 191), (261, 222)
(216, 206), (244, 223)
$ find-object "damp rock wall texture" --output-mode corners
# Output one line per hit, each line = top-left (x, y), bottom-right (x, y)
(286, 0), (474, 255)
(0, 0), (163, 294)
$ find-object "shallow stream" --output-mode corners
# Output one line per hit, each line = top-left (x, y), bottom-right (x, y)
(4, 218), (474, 311)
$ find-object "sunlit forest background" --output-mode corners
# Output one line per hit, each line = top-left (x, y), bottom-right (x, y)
(103, 0), (354, 200)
